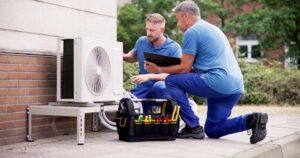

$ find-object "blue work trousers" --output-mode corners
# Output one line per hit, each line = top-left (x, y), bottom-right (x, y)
(131, 81), (171, 113)
(165, 73), (248, 138)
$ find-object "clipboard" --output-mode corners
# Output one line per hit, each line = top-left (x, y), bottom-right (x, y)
(144, 52), (181, 67)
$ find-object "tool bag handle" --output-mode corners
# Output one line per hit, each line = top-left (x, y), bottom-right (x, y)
(118, 98), (139, 117)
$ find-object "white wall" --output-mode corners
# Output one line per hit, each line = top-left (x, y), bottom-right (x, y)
(0, 0), (117, 55)
(117, 0), (131, 6)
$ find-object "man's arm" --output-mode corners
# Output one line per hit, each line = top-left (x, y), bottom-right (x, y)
(123, 49), (137, 63)
(131, 73), (169, 84)
(145, 53), (195, 74)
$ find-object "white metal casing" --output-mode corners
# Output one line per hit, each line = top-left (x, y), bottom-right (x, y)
(57, 37), (123, 103)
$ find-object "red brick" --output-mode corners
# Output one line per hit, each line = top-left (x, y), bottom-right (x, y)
(29, 88), (48, 95)
(8, 89), (29, 96)
(15, 112), (27, 120)
(18, 65), (41, 72)
(0, 55), (8, 63)
(48, 88), (56, 95)
(37, 95), (56, 103)
(0, 113), (17, 122)
(7, 105), (28, 112)
(36, 57), (56, 65)
(32, 117), (53, 125)
(8, 55), (29, 64)
(0, 64), (18, 72)
(48, 66), (56, 73)
(0, 135), (25, 146)
(38, 81), (56, 88)
(0, 81), (18, 88)
(55, 117), (75, 122)
(19, 65), (55, 72)
(0, 134), (27, 146)
(2, 120), (26, 129)
(18, 81), (37, 88)
(48, 73), (56, 80)
(55, 122), (76, 129)
(29, 73), (48, 80)
(0, 73), (8, 79)
(8, 72), (29, 80)
(0, 122), (7, 130)
(0, 97), (17, 104)
(0, 106), (7, 113)
(32, 125), (53, 134)
(15, 127), (26, 135)
(0, 112), (26, 125)
(21, 65), (55, 72)
(17, 96), (37, 104)
(27, 56), (39, 65)
(0, 128), (17, 137)
(0, 89), (8, 96)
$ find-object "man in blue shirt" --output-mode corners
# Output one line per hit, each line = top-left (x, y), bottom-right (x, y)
(123, 13), (181, 113)
(145, 1), (268, 144)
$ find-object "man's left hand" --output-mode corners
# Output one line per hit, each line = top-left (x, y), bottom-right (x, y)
(144, 61), (159, 73)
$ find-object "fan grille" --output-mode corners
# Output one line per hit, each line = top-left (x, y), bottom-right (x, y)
(85, 46), (111, 95)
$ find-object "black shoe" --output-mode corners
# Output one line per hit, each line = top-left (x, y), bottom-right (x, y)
(247, 112), (268, 144)
(177, 125), (205, 139)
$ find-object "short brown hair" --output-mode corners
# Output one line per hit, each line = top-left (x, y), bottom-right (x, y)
(145, 13), (165, 28)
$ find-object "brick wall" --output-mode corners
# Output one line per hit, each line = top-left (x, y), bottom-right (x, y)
(0, 52), (93, 145)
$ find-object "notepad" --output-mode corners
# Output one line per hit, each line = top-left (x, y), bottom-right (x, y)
(144, 52), (181, 67)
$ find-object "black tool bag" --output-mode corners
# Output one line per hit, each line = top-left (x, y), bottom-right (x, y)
(116, 98), (180, 142)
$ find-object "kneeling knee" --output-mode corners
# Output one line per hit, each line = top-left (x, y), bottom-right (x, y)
(204, 123), (221, 139)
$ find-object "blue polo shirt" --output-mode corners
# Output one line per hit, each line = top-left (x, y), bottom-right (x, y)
(132, 34), (181, 90)
(183, 19), (244, 94)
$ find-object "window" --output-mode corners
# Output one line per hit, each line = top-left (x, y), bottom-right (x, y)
(236, 36), (262, 63)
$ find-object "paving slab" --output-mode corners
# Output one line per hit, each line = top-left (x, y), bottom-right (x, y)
(0, 106), (299, 158)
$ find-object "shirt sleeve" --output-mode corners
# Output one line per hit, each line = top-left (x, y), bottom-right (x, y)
(175, 43), (182, 58)
(182, 29), (198, 56)
(133, 37), (142, 57)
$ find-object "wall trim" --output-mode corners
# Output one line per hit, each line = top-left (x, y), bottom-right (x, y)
(35, 0), (117, 19)
(0, 49), (56, 57)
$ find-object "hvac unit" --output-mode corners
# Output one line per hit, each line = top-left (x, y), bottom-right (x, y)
(57, 37), (123, 103)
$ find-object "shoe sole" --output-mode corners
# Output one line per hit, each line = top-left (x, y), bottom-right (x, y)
(250, 113), (268, 144)
(176, 133), (205, 139)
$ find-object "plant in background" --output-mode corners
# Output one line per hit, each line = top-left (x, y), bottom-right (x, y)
(239, 60), (300, 105)
(226, 0), (300, 68)
(123, 62), (139, 91)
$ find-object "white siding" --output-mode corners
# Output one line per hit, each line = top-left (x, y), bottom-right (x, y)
(0, 0), (117, 55)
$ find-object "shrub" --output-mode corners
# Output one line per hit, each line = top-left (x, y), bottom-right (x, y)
(123, 60), (300, 105)
(240, 92), (271, 104)
(239, 60), (300, 105)
(123, 62), (139, 91)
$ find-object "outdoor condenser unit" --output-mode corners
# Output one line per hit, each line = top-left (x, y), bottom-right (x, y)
(57, 37), (123, 103)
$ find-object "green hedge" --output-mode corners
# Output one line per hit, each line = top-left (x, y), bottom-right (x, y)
(123, 63), (139, 91)
(123, 61), (300, 106)
(239, 60), (300, 105)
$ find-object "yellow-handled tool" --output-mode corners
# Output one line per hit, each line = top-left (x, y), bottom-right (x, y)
(171, 106), (180, 121)
(144, 115), (152, 123)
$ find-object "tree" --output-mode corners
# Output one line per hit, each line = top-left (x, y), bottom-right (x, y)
(225, 0), (300, 67)
(117, 4), (144, 53)
(117, 0), (180, 53)
(194, 0), (248, 30)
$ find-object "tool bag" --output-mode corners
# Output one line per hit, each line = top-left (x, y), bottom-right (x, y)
(116, 98), (180, 142)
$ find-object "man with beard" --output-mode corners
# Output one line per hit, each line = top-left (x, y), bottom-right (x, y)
(123, 13), (181, 113)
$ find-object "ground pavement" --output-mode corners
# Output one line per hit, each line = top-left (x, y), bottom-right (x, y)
(0, 106), (299, 158)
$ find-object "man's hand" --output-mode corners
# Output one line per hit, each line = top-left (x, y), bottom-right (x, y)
(123, 49), (137, 63)
(144, 61), (160, 73)
(131, 75), (150, 84)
